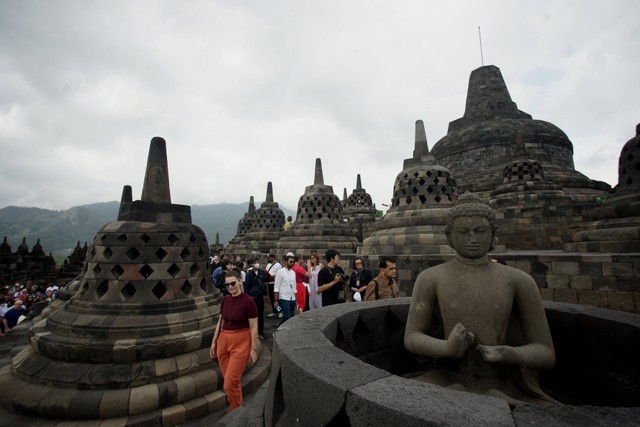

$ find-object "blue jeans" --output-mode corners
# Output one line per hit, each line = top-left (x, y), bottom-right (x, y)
(278, 299), (296, 326)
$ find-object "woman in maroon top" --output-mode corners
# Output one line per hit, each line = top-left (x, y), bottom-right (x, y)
(210, 270), (259, 410)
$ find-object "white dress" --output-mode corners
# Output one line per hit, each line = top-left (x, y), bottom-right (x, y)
(308, 265), (323, 310)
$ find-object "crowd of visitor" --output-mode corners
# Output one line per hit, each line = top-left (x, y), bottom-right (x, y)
(0, 281), (59, 336)
(209, 248), (399, 411)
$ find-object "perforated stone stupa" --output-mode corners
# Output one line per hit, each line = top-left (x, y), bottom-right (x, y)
(0, 137), (226, 424)
(431, 65), (610, 202)
(489, 134), (576, 249)
(277, 158), (358, 255)
(343, 174), (377, 241)
(226, 195), (256, 256)
(248, 182), (285, 255)
(567, 124), (640, 253)
(360, 120), (457, 256)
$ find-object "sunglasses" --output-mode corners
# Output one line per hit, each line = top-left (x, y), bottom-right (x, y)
(225, 280), (239, 288)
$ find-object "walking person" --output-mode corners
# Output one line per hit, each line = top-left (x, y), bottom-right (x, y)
(307, 253), (324, 310)
(244, 259), (268, 339)
(364, 256), (400, 301)
(273, 254), (297, 325)
(317, 249), (347, 307)
(210, 271), (259, 411)
(292, 255), (310, 312)
(265, 254), (282, 318)
(348, 257), (374, 302)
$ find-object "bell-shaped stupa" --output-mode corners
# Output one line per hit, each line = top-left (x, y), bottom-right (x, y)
(489, 133), (574, 249)
(247, 182), (286, 255)
(567, 124), (640, 252)
(431, 65), (610, 202)
(0, 138), (268, 424)
(343, 174), (377, 241)
(276, 158), (358, 255)
(225, 196), (256, 257)
(360, 120), (457, 256)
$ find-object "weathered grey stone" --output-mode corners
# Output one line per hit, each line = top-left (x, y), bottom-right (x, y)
(347, 376), (513, 426)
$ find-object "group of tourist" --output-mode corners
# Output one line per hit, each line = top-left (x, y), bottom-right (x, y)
(0, 282), (59, 336)
(209, 248), (401, 411)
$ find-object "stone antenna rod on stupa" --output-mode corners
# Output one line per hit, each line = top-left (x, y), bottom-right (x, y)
(266, 181), (274, 203)
(314, 158), (325, 186)
(343, 188), (348, 201)
(248, 195), (256, 214)
(117, 185), (133, 218)
(356, 174), (363, 190)
(413, 120), (430, 159)
(141, 137), (172, 204)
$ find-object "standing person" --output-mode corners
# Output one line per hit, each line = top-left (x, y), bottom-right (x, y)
(349, 257), (374, 302)
(273, 255), (297, 325)
(317, 249), (346, 307)
(364, 257), (400, 301)
(210, 271), (258, 411)
(0, 296), (8, 336)
(292, 255), (310, 312)
(265, 254), (282, 318)
(213, 260), (234, 295)
(244, 259), (268, 339)
(2, 299), (25, 331)
(283, 216), (293, 231)
(307, 253), (324, 310)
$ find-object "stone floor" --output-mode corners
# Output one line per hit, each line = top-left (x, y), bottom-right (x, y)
(0, 309), (280, 426)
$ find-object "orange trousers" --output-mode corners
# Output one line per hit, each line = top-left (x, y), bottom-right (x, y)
(216, 328), (251, 410)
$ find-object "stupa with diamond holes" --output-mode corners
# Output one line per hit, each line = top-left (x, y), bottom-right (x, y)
(277, 158), (358, 255)
(343, 174), (377, 241)
(226, 195), (256, 257)
(489, 133), (575, 250)
(566, 124), (640, 253)
(360, 120), (457, 256)
(248, 182), (286, 255)
(0, 137), (271, 425)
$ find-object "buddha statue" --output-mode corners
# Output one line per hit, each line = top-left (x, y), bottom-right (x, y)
(404, 193), (557, 406)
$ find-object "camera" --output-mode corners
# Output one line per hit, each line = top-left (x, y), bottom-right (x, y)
(336, 273), (349, 282)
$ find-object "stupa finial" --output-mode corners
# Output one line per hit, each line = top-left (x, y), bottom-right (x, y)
(356, 174), (362, 190)
(141, 137), (171, 204)
(266, 182), (274, 203)
(249, 196), (255, 214)
(343, 188), (348, 201)
(414, 120), (430, 158)
(314, 158), (325, 186)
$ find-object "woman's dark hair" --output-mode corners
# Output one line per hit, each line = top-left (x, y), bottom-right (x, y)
(352, 257), (364, 269)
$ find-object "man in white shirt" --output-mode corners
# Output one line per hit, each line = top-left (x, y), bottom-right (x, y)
(273, 255), (297, 326)
(265, 253), (283, 317)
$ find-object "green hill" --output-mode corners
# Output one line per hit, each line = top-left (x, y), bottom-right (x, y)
(0, 202), (295, 259)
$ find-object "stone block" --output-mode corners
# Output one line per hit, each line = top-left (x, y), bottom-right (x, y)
(602, 262), (634, 277)
(570, 275), (593, 291)
(539, 288), (554, 301)
(277, 345), (390, 426)
(552, 261), (580, 275)
(161, 403), (187, 426)
(577, 291), (608, 308)
(607, 292), (636, 312)
(515, 260), (531, 273)
(593, 276), (618, 291)
(99, 388), (131, 418)
(174, 374), (196, 403)
(347, 376), (513, 426)
(618, 277), (640, 292)
(547, 275), (570, 289)
(513, 403), (640, 426)
(129, 383), (160, 415)
(553, 289), (578, 304)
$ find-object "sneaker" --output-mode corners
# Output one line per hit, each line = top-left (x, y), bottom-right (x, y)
(278, 313), (283, 318)
(267, 313), (276, 318)
(259, 334), (266, 340)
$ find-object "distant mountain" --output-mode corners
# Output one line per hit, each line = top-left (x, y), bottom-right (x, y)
(0, 202), (295, 259)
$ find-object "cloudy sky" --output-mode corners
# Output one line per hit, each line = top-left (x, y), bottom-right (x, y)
(1, 1), (638, 214)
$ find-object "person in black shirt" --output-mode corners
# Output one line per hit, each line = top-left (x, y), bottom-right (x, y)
(316, 249), (346, 307)
(348, 257), (374, 301)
